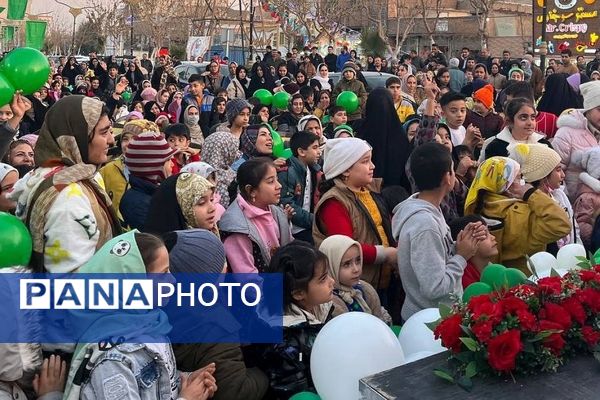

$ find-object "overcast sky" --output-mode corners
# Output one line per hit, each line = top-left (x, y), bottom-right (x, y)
(30, 0), (108, 27)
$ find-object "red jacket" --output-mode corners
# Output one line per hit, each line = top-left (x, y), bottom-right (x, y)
(170, 153), (201, 175)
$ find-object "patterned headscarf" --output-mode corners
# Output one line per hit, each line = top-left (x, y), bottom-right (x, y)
(465, 156), (520, 215)
(239, 124), (271, 158)
(175, 172), (215, 228)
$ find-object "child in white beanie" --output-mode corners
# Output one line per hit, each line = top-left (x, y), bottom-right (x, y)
(312, 138), (398, 295)
(552, 81), (600, 203)
(509, 143), (581, 250)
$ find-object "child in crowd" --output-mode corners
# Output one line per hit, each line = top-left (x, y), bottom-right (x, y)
(181, 105), (204, 146)
(278, 130), (322, 243)
(386, 76), (416, 123)
(219, 157), (292, 273)
(323, 106), (347, 139)
(439, 91), (482, 151)
(465, 156), (571, 273)
(64, 231), (217, 400)
(120, 132), (176, 230)
(100, 119), (159, 220)
(510, 143), (581, 251)
(572, 147), (600, 249)
(552, 81), (600, 202)
(181, 161), (226, 219)
(393, 142), (483, 321)
(313, 138), (397, 292)
(448, 215), (499, 288)
(143, 172), (219, 236)
(262, 241), (334, 397)
(333, 124), (354, 138)
(319, 234), (392, 323)
(168, 229), (270, 400)
(463, 84), (504, 140)
(331, 62), (367, 124)
(165, 123), (201, 175)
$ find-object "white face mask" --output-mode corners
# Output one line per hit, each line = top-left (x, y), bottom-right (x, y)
(187, 115), (200, 125)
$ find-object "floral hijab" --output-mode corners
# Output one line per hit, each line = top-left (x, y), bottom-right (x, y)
(465, 156), (520, 215)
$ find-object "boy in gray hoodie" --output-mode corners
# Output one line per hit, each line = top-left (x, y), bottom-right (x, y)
(392, 143), (482, 321)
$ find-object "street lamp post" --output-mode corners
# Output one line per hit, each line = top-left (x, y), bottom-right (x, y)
(69, 8), (82, 54)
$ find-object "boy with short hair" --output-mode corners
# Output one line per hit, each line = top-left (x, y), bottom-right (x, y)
(323, 106), (347, 139)
(277, 130), (322, 243)
(164, 123), (201, 174)
(439, 91), (481, 151)
(392, 142), (482, 320)
(449, 215), (499, 288)
(386, 76), (416, 123)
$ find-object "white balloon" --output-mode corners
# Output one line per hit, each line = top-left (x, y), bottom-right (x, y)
(311, 312), (405, 400)
(401, 350), (437, 365)
(528, 251), (558, 278)
(556, 243), (587, 270)
(398, 308), (446, 358)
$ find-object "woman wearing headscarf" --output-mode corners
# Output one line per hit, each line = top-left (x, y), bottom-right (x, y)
(125, 62), (145, 92)
(167, 229), (269, 400)
(248, 63), (276, 93)
(355, 88), (411, 191)
(144, 172), (219, 236)
(209, 96), (227, 133)
(310, 63), (333, 92)
(143, 100), (161, 122)
(227, 65), (252, 100)
(8, 96), (121, 272)
(537, 73), (584, 117)
(231, 124), (284, 172)
(464, 156), (571, 273)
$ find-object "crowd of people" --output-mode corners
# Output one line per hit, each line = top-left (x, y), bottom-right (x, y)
(1, 42), (600, 399)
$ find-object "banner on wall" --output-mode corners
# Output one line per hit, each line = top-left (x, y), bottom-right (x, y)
(186, 36), (211, 61)
(25, 20), (47, 50)
(7, 0), (27, 20)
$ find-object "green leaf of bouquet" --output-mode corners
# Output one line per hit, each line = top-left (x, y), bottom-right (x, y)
(456, 376), (474, 392)
(439, 303), (452, 318)
(454, 351), (474, 363)
(465, 361), (478, 379)
(425, 318), (441, 332)
(433, 368), (455, 383)
(460, 337), (479, 352)
(550, 268), (561, 277)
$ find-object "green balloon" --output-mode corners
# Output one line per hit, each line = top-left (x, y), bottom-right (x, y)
(289, 392), (321, 400)
(272, 91), (291, 110)
(505, 268), (528, 288)
(0, 74), (15, 107)
(391, 325), (402, 336)
(0, 47), (51, 95)
(270, 127), (285, 157)
(336, 91), (359, 114)
(462, 282), (493, 302)
(121, 91), (132, 103)
(480, 264), (507, 290)
(253, 89), (273, 106)
(280, 148), (293, 159)
(322, 114), (330, 125)
(0, 212), (32, 268)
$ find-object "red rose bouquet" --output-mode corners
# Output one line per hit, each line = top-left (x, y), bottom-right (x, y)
(429, 256), (600, 390)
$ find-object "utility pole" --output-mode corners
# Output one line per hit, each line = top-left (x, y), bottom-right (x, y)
(249, 0), (254, 63)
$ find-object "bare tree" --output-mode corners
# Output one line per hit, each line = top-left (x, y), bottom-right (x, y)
(387, 0), (422, 58)
(44, 19), (72, 55)
(469, 0), (499, 48)
(268, 0), (359, 43)
(418, 0), (443, 45)
(84, 0), (127, 53)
